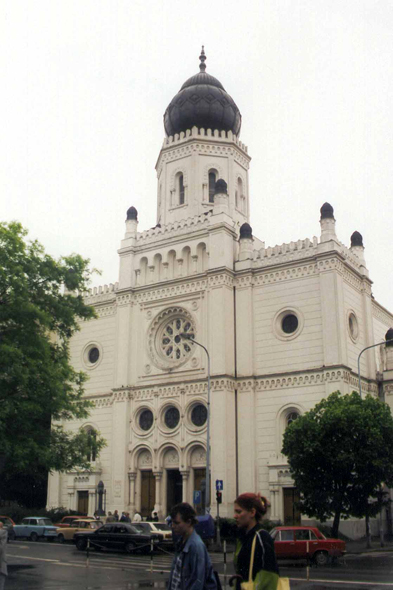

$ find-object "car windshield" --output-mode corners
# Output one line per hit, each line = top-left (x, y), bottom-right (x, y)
(153, 523), (171, 531)
(38, 519), (53, 526)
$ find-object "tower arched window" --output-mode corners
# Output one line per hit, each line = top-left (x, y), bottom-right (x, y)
(179, 174), (185, 205)
(208, 171), (216, 203)
(86, 428), (97, 462)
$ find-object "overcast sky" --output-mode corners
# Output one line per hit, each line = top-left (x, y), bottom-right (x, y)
(2, 0), (393, 312)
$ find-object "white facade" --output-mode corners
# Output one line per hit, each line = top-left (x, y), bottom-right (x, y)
(47, 58), (393, 538)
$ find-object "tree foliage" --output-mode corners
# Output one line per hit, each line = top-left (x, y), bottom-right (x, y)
(0, 221), (105, 503)
(282, 391), (393, 537)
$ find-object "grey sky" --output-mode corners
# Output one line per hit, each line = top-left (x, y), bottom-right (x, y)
(2, 0), (393, 313)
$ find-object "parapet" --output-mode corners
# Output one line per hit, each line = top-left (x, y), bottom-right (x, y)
(161, 126), (249, 154)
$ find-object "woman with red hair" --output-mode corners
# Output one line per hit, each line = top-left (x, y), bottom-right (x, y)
(230, 493), (279, 590)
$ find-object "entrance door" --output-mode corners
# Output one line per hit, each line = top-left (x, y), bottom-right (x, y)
(283, 487), (301, 525)
(193, 468), (206, 515)
(167, 470), (182, 512)
(77, 491), (89, 515)
(141, 471), (155, 518)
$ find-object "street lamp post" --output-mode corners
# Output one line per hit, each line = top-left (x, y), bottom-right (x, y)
(357, 339), (393, 398)
(180, 333), (211, 514)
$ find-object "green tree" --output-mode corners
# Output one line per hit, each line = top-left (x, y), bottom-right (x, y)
(0, 221), (105, 505)
(282, 391), (393, 538)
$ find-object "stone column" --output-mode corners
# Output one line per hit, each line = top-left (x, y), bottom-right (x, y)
(88, 491), (95, 516)
(135, 269), (141, 286)
(162, 262), (169, 280)
(68, 492), (74, 510)
(177, 259), (183, 277)
(153, 472), (163, 517)
(128, 472), (137, 513)
(180, 471), (190, 503)
(191, 255), (198, 274)
(148, 266), (155, 284)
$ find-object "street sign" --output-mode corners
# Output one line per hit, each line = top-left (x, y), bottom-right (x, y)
(193, 490), (202, 505)
(216, 479), (223, 491)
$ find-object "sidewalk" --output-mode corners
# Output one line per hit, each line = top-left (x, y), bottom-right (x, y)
(346, 538), (393, 554)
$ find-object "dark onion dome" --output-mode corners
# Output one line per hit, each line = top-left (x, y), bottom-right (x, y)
(240, 223), (253, 240)
(214, 179), (228, 194)
(320, 202), (334, 219)
(126, 206), (138, 221)
(386, 328), (393, 346)
(164, 47), (242, 138)
(350, 231), (363, 247)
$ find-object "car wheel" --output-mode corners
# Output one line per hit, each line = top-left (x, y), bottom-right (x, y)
(125, 542), (136, 554)
(314, 550), (329, 566)
(76, 538), (87, 551)
(30, 532), (38, 542)
(57, 534), (65, 544)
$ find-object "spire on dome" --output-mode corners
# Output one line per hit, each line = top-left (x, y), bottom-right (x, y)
(199, 46), (206, 72)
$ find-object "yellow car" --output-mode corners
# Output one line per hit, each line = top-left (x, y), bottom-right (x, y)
(56, 519), (103, 543)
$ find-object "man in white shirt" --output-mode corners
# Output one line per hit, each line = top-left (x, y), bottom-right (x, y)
(132, 511), (142, 522)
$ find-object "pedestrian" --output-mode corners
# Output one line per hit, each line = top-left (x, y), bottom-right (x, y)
(168, 502), (217, 590)
(124, 512), (131, 523)
(0, 522), (8, 590)
(132, 511), (142, 523)
(113, 510), (119, 522)
(106, 511), (116, 523)
(230, 493), (279, 590)
(152, 511), (159, 522)
(120, 512), (126, 522)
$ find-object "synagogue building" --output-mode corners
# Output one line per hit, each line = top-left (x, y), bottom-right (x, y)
(47, 49), (393, 537)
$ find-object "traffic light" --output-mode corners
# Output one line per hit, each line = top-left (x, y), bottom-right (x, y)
(216, 491), (222, 504)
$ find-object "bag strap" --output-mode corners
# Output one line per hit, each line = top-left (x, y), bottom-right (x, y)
(248, 533), (258, 583)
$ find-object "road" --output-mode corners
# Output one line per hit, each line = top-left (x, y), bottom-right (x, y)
(5, 539), (393, 589)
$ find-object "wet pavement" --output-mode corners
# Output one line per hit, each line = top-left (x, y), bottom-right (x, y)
(4, 539), (393, 589)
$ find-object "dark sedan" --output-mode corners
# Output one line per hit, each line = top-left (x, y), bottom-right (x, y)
(74, 522), (162, 554)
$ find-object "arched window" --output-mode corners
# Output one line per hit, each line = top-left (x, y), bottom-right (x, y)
(86, 428), (97, 462)
(208, 171), (216, 203)
(179, 174), (185, 205)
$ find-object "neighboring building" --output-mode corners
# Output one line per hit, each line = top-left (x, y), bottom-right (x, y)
(47, 48), (393, 537)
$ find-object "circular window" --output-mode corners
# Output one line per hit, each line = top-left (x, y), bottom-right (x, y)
(148, 307), (197, 370)
(161, 318), (194, 361)
(191, 404), (207, 427)
(82, 342), (103, 369)
(139, 410), (154, 431)
(164, 407), (180, 429)
(88, 347), (100, 364)
(273, 308), (304, 341)
(348, 312), (359, 342)
(282, 314), (298, 334)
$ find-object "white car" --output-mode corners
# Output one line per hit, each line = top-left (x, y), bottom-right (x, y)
(132, 522), (173, 545)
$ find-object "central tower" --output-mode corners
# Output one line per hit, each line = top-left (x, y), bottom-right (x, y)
(155, 48), (251, 227)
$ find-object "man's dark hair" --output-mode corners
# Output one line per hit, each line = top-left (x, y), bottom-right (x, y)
(170, 502), (198, 526)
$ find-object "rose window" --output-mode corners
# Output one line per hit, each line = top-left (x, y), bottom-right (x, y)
(160, 318), (195, 361)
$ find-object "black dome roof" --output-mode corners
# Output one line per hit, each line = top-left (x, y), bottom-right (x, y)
(164, 47), (242, 138)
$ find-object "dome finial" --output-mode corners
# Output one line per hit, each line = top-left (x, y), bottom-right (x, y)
(199, 45), (206, 72)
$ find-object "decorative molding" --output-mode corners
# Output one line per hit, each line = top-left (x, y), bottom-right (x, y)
(135, 280), (207, 303)
(372, 301), (393, 326)
(252, 264), (318, 286)
(136, 213), (211, 245)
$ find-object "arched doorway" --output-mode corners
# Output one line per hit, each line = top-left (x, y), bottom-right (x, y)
(163, 448), (182, 513)
(138, 450), (155, 519)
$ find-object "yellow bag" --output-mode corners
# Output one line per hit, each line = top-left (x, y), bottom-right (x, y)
(240, 533), (291, 590)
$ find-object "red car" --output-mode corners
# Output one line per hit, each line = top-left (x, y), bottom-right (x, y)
(270, 526), (346, 566)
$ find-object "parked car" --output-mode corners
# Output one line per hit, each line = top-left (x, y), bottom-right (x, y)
(74, 522), (162, 554)
(270, 526), (346, 566)
(0, 516), (15, 541)
(56, 519), (103, 543)
(13, 517), (58, 542)
(132, 521), (173, 546)
(55, 515), (94, 528)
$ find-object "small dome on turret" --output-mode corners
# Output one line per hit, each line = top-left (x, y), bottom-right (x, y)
(386, 328), (393, 346)
(126, 206), (138, 221)
(350, 231), (363, 247)
(215, 179), (228, 194)
(164, 47), (242, 138)
(320, 202), (334, 219)
(240, 223), (253, 240)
